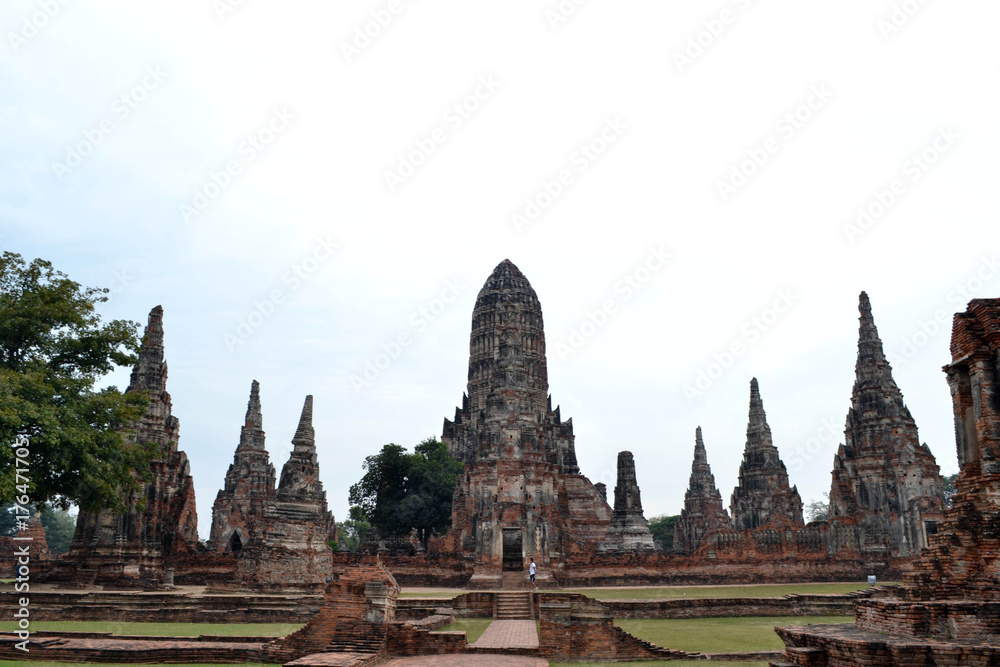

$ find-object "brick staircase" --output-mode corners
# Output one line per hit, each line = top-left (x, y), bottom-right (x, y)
(323, 620), (387, 655)
(501, 570), (532, 590)
(495, 592), (534, 620)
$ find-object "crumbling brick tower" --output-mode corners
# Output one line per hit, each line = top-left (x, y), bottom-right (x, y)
(233, 395), (336, 592)
(210, 380), (276, 554)
(602, 451), (655, 552)
(828, 292), (944, 558)
(773, 300), (1000, 665)
(66, 306), (198, 587)
(674, 427), (731, 553)
(440, 259), (612, 587)
(730, 378), (804, 531)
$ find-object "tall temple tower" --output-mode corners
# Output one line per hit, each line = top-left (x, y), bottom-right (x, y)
(67, 306), (198, 586)
(828, 292), (944, 557)
(441, 260), (613, 587)
(674, 427), (731, 553)
(730, 378), (804, 531)
(210, 380), (276, 553)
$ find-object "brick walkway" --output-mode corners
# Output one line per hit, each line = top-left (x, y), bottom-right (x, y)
(470, 620), (539, 649)
(384, 657), (547, 666)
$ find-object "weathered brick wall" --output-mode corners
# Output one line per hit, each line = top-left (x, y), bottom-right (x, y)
(538, 596), (697, 662)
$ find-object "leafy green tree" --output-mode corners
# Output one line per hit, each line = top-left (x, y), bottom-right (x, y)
(805, 492), (829, 523)
(348, 437), (463, 549)
(39, 504), (76, 553)
(337, 505), (372, 552)
(0, 252), (153, 512)
(648, 514), (679, 549)
(399, 438), (464, 548)
(349, 443), (411, 538)
(942, 472), (958, 508)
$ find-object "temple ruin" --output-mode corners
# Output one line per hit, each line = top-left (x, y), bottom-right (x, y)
(63, 306), (199, 587)
(730, 378), (804, 531)
(827, 292), (944, 558)
(673, 427), (731, 553)
(209, 379), (276, 555)
(229, 395), (337, 592)
(601, 451), (655, 552)
(773, 298), (1000, 666)
(437, 259), (620, 587)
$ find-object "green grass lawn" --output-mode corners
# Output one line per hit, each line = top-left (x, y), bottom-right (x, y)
(616, 615), (851, 653)
(398, 589), (468, 598)
(437, 618), (493, 643)
(0, 621), (302, 637)
(563, 582), (884, 600)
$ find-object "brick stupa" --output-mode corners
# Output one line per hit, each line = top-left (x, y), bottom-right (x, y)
(209, 380), (276, 554)
(674, 427), (731, 553)
(773, 299), (1000, 666)
(439, 259), (616, 587)
(828, 292), (944, 558)
(730, 378), (804, 531)
(66, 306), (198, 587)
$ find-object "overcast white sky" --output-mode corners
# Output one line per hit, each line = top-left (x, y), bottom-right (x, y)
(3, 1), (997, 539)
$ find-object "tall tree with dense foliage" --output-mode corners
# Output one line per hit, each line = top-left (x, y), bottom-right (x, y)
(0, 252), (154, 512)
(648, 514), (679, 549)
(348, 437), (463, 548)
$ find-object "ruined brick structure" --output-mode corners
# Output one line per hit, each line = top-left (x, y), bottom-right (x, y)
(63, 306), (199, 587)
(827, 292), (944, 559)
(773, 299), (1000, 666)
(209, 380), (276, 554)
(229, 395), (336, 592)
(439, 259), (618, 587)
(673, 427), (731, 553)
(730, 378), (804, 531)
(601, 451), (654, 552)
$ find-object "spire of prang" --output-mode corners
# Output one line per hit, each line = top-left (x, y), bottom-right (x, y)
(291, 395), (315, 452)
(613, 451), (644, 517)
(236, 380), (266, 451)
(731, 378), (803, 531)
(674, 427), (730, 553)
(127, 305), (167, 395)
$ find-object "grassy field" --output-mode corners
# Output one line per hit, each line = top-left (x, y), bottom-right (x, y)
(0, 621), (302, 637)
(563, 582), (882, 600)
(398, 589), (468, 598)
(437, 617), (493, 643)
(616, 615), (850, 653)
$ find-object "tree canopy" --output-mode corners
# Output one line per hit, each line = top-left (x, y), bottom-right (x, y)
(348, 437), (463, 548)
(648, 514), (679, 550)
(0, 252), (154, 513)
